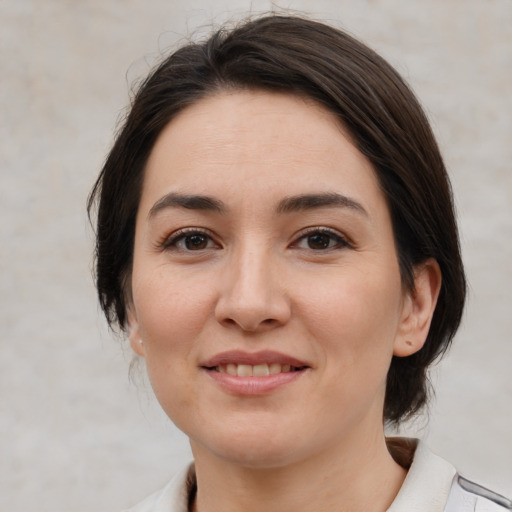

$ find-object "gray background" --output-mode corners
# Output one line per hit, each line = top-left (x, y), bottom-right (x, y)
(1, 1), (511, 511)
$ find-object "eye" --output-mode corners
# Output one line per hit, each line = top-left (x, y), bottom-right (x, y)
(293, 228), (350, 251)
(162, 229), (219, 251)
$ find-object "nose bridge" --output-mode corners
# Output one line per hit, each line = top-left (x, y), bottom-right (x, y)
(215, 238), (290, 331)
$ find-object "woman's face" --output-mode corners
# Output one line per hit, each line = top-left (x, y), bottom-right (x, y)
(129, 91), (424, 468)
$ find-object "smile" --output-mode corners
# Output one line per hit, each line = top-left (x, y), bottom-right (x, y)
(214, 363), (303, 376)
(201, 350), (310, 395)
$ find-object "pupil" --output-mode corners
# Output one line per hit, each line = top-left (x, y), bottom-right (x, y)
(308, 233), (330, 249)
(186, 235), (207, 250)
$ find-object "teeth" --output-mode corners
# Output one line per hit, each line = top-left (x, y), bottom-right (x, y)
(269, 363), (281, 375)
(226, 364), (237, 376)
(215, 363), (298, 376)
(237, 364), (253, 377)
(253, 364), (270, 376)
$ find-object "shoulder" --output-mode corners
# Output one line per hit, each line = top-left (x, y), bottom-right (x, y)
(444, 475), (512, 512)
(122, 463), (195, 512)
(387, 439), (457, 512)
(387, 438), (512, 512)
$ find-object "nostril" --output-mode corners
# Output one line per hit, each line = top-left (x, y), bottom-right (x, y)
(219, 316), (280, 332)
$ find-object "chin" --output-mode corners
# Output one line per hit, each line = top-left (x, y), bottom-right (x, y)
(216, 443), (302, 469)
(191, 422), (308, 469)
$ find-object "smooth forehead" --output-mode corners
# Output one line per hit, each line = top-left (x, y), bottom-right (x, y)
(147, 89), (359, 166)
(167, 89), (344, 132)
(141, 89), (383, 213)
(147, 89), (372, 171)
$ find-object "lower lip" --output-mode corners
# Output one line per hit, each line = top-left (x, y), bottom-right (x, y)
(204, 368), (308, 396)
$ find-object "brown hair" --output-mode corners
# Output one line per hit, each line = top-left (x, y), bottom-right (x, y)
(88, 14), (466, 424)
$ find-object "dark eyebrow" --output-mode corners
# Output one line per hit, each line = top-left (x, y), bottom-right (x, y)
(276, 192), (367, 215)
(148, 193), (226, 219)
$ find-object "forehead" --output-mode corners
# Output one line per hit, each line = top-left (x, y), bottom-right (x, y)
(141, 90), (385, 215)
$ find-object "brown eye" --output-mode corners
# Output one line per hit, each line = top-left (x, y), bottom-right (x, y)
(293, 228), (350, 251)
(163, 229), (218, 252)
(307, 233), (332, 250)
(185, 234), (209, 250)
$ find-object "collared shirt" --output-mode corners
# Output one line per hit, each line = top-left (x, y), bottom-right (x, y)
(125, 439), (511, 512)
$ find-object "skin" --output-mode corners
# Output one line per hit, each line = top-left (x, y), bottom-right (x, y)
(128, 90), (441, 512)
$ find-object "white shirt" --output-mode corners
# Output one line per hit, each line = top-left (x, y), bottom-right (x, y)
(125, 440), (511, 512)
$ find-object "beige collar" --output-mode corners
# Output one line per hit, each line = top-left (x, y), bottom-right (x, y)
(387, 439), (456, 512)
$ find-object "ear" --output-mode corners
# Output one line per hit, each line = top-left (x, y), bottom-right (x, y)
(127, 307), (145, 357)
(393, 258), (442, 357)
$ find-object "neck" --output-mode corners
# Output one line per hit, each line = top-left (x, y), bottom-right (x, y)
(190, 428), (407, 512)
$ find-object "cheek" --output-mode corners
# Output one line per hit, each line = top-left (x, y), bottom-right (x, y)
(133, 268), (214, 345)
(132, 271), (213, 425)
(299, 266), (403, 364)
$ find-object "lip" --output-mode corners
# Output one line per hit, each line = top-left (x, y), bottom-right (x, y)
(201, 350), (309, 368)
(201, 350), (311, 396)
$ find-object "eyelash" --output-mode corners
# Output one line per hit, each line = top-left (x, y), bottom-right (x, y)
(159, 226), (351, 253)
(292, 227), (351, 251)
(160, 228), (219, 252)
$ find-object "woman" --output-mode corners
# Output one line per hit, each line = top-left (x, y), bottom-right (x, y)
(88, 14), (511, 512)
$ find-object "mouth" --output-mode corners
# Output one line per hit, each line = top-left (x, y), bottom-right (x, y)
(201, 350), (310, 395)
(201, 350), (310, 375)
(210, 363), (307, 377)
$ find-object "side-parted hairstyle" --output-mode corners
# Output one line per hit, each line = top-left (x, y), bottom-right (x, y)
(88, 14), (466, 424)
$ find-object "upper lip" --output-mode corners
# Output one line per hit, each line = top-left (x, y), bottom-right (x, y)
(201, 350), (310, 368)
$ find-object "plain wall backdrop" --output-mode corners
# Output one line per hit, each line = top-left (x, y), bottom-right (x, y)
(1, 1), (511, 511)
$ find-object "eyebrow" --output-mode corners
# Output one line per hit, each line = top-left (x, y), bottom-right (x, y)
(148, 193), (226, 219)
(276, 192), (367, 215)
(147, 191), (367, 219)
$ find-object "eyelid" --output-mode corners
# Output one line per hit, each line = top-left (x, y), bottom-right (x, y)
(291, 226), (352, 250)
(156, 225), (351, 252)
(158, 227), (220, 251)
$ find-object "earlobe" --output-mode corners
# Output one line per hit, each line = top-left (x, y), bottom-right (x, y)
(127, 308), (145, 357)
(393, 258), (442, 357)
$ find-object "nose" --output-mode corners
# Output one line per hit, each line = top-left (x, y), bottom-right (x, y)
(214, 245), (291, 333)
